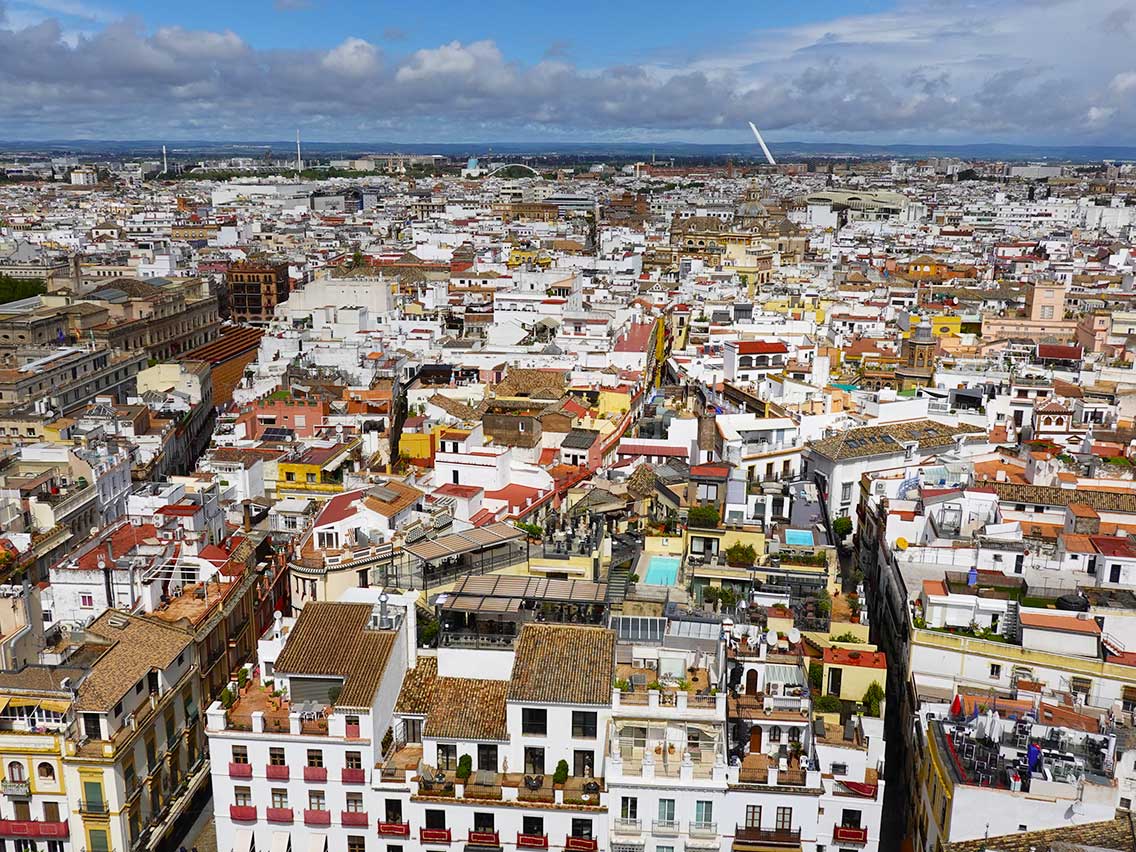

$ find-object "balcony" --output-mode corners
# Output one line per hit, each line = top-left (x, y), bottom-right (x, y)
(265, 764), (289, 780)
(420, 827), (452, 844)
(517, 834), (548, 849)
(229, 805), (256, 822)
(689, 822), (718, 837)
(833, 825), (869, 844)
(228, 762), (252, 779)
(78, 800), (108, 815)
(341, 810), (369, 827)
(266, 807), (293, 824)
(0, 781), (29, 797)
(303, 766), (328, 782)
(378, 822), (411, 838)
(0, 819), (69, 839)
(614, 819), (641, 834)
(565, 838), (598, 852)
(304, 809), (331, 827)
(341, 767), (366, 784)
(469, 830), (500, 846)
(735, 826), (801, 846)
(652, 820), (679, 836)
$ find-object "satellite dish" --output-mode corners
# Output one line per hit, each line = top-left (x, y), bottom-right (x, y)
(765, 630), (778, 647)
(788, 628), (801, 645)
(896, 537), (909, 551)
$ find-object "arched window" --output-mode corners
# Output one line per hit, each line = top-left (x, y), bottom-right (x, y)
(769, 726), (782, 743)
(7, 762), (24, 782)
(37, 762), (54, 780)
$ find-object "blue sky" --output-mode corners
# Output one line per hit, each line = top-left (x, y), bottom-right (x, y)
(0, 0), (1133, 143)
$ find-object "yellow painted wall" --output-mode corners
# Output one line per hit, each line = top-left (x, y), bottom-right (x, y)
(400, 431), (433, 462)
(822, 659), (884, 702)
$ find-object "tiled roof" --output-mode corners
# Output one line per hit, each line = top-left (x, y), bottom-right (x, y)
(394, 657), (438, 715)
(943, 817), (1135, 852)
(807, 420), (983, 461)
(507, 624), (614, 706)
(985, 481), (1136, 514)
(423, 677), (508, 741)
(77, 611), (193, 712)
(273, 602), (397, 709)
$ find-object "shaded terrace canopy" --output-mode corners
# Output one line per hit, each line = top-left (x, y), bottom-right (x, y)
(404, 522), (525, 563)
(439, 574), (608, 611)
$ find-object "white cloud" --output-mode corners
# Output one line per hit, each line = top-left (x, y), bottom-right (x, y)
(320, 36), (379, 76)
(1111, 71), (1136, 94)
(396, 40), (504, 82)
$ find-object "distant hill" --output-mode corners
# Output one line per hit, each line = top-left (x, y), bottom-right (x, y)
(1, 139), (1134, 163)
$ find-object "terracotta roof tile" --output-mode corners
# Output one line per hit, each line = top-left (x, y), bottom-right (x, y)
(506, 624), (614, 706)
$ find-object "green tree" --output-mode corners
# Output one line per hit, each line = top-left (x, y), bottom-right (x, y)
(0, 275), (46, 306)
(862, 681), (885, 717)
(814, 695), (843, 713)
(456, 754), (473, 780)
(808, 661), (823, 691)
(832, 516), (853, 539)
(553, 759), (569, 785)
(725, 542), (756, 565)
(687, 506), (720, 528)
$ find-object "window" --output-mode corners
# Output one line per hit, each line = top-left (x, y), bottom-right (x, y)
(345, 751), (362, 770)
(6, 762), (24, 782)
(80, 594), (94, 609)
(1071, 676), (1092, 698)
(573, 750), (592, 777)
(621, 797), (638, 820)
(37, 763), (54, 780)
(1121, 798), (1132, 811)
(831, 762), (848, 776)
(523, 816), (544, 837)
(572, 711), (597, 738)
(317, 530), (337, 549)
(841, 808), (862, 828)
(990, 664), (1002, 680)
(347, 838), (366, 852)
(745, 805), (761, 829)
(308, 791), (326, 811)
(477, 744), (498, 771)
(271, 789), (288, 809)
(571, 818), (593, 839)
(269, 747), (286, 766)
(437, 744), (457, 770)
(425, 809), (446, 829)
(695, 801), (713, 826)
(658, 799), (675, 823)
(522, 708), (547, 735)
(234, 786), (252, 807)
(524, 747), (544, 774)
(840, 482), (853, 503)
(346, 792), (364, 812)
(307, 749), (323, 768)
(232, 745), (248, 764)
(474, 812), (495, 832)
(776, 807), (792, 831)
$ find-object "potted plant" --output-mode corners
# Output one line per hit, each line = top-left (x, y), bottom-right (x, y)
(553, 759), (569, 787)
(456, 754), (473, 781)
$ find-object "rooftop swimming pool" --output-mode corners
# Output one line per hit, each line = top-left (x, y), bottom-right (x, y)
(643, 555), (681, 586)
(784, 529), (815, 546)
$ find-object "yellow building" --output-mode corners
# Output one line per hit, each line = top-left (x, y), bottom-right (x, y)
(276, 439), (359, 500)
(820, 644), (886, 703)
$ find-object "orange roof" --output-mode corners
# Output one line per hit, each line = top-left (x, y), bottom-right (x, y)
(1068, 503), (1100, 519)
(823, 647), (886, 669)
(1018, 612), (1100, 635)
(1062, 533), (1096, 554)
(922, 579), (948, 596)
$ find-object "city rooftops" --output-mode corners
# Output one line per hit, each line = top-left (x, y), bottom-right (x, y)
(272, 601), (397, 709)
(823, 647), (887, 669)
(506, 623), (615, 706)
(807, 419), (984, 461)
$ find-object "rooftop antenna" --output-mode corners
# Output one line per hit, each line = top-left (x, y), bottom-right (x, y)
(295, 129), (302, 178)
(748, 121), (777, 166)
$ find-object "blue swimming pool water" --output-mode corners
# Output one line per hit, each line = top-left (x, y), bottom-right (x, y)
(784, 529), (814, 546)
(644, 555), (681, 586)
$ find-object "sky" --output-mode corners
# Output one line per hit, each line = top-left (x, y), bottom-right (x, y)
(0, 0), (1133, 144)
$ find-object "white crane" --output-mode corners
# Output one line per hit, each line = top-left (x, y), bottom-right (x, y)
(748, 121), (777, 166)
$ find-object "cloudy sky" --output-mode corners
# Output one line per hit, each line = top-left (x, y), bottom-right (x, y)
(0, 0), (1132, 144)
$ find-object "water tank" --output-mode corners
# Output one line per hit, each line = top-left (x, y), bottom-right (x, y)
(1055, 594), (1089, 612)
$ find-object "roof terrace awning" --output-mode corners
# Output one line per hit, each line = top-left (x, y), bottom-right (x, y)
(405, 522), (525, 562)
